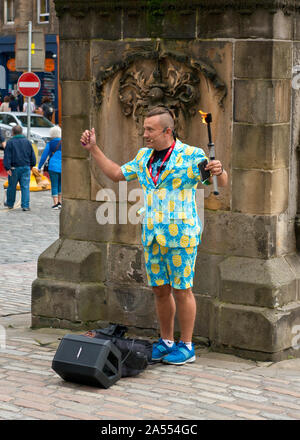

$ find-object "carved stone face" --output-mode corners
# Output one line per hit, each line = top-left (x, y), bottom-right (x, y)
(149, 86), (164, 104)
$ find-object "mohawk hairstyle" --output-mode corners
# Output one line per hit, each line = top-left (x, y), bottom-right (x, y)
(145, 106), (175, 131)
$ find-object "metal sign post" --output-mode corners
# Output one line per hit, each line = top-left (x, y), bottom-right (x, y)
(27, 21), (32, 141)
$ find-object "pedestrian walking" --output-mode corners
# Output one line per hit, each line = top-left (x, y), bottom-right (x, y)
(3, 125), (36, 211)
(38, 125), (62, 209)
(41, 96), (54, 121)
(16, 91), (24, 112)
(0, 129), (5, 150)
(23, 98), (36, 113)
(0, 96), (11, 112)
(81, 106), (228, 365)
(8, 95), (18, 112)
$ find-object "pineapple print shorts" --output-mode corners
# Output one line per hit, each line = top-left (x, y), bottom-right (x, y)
(144, 237), (198, 290)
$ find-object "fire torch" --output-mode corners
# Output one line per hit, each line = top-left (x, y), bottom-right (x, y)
(199, 110), (219, 196)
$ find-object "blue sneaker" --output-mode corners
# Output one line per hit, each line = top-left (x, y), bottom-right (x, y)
(151, 338), (176, 362)
(162, 341), (195, 365)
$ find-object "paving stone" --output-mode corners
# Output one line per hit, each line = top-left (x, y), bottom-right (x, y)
(235, 413), (267, 420)
(231, 391), (268, 402)
(260, 412), (297, 420)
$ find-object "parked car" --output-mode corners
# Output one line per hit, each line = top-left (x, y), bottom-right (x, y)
(0, 112), (55, 152)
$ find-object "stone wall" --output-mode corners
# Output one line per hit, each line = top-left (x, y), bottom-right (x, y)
(32, 0), (300, 361)
(0, 0), (58, 34)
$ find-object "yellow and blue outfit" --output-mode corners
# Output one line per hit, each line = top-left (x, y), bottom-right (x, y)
(121, 139), (210, 290)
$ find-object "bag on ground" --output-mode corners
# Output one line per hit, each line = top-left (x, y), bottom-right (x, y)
(84, 324), (153, 377)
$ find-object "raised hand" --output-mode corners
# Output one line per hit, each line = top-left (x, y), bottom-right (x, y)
(80, 128), (97, 151)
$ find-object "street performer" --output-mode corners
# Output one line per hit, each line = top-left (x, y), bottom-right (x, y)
(80, 106), (228, 365)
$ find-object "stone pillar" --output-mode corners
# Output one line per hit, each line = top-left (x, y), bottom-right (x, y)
(32, 0), (300, 361)
(195, 1), (300, 361)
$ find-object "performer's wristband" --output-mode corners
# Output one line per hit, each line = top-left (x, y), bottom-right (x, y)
(216, 166), (224, 177)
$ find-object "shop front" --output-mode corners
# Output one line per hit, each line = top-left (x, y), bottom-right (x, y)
(0, 34), (59, 124)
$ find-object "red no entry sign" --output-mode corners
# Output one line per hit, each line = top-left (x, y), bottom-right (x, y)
(17, 72), (41, 97)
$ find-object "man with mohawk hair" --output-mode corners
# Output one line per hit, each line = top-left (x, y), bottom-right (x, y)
(81, 106), (227, 365)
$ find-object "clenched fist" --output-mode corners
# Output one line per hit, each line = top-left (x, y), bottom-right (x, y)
(80, 128), (97, 151)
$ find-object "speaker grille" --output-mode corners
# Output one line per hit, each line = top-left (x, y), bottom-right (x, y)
(52, 334), (122, 388)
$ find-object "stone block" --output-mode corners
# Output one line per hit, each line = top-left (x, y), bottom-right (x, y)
(188, 39), (233, 102)
(232, 123), (290, 170)
(62, 81), (90, 117)
(193, 251), (225, 298)
(60, 40), (91, 81)
(235, 41), (292, 79)
(232, 168), (289, 215)
(37, 238), (107, 283)
(61, 115), (90, 159)
(123, 9), (196, 39)
(90, 40), (156, 81)
(219, 256), (297, 308)
(213, 301), (300, 361)
(32, 278), (107, 324)
(271, 9), (294, 40)
(200, 210), (278, 259)
(285, 254), (300, 301)
(106, 285), (157, 330)
(193, 294), (216, 339)
(107, 243), (147, 286)
(293, 42), (300, 67)
(62, 158), (90, 200)
(294, 13), (300, 41)
(197, 9), (292, 40)
(201, 209), (295, 259)
(90, 166), (143, 203)
(276, 212), (297, 257)
(234, 79), (291, 124)
(197, 9), (239, 39)
(59, 9), (121, 40)
(60, 199), (141, 245)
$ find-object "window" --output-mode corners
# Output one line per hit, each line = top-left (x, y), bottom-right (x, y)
(1, 115), (10, 125)
(6, 115), (17, 125)
(38, 0), (50, 23)
(4, 0), (14, 24)
(18, 115), (54, 128)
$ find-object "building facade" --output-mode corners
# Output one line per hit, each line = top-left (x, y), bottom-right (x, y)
(0, 0), (59, 121)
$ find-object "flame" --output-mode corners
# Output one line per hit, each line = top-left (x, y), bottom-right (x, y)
(199, 110), (208, 124)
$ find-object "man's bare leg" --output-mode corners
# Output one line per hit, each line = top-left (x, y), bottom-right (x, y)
(152, 284), (176, 340)
(173, 287), (196, 343)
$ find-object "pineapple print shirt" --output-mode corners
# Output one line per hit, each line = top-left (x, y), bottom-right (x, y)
(121, 139), (210, 248)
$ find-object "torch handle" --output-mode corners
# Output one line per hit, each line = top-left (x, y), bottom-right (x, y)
(212, 176), (219, 196)
(208, 141), (219, 196)
(207, 124), (213, 145)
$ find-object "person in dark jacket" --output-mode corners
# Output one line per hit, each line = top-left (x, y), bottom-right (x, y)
(41, 96), (54, 121)
(3, 125), (36, 211)
(16, 91), (24, 112)
(38, 125), (62, 209)
(8, 94), (19, 112)
(0, 129), (5, 150)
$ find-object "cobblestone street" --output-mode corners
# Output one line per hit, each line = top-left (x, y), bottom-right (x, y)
(0, 178), (59, 316)
(1, 177), (300, 421)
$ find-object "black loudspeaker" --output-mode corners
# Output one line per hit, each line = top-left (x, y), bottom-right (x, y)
(52, 334), (122, 388)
